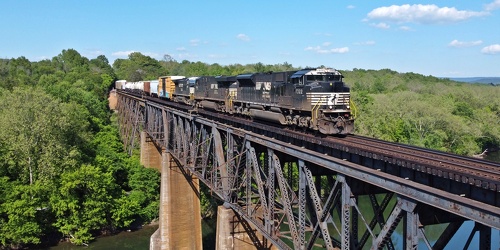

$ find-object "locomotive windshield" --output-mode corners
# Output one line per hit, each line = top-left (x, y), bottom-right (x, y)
(291, 68), (343, 85)
(305, 74), (342, 82)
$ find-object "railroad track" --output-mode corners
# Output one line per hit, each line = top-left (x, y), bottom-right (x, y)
(202, 106), (500, 192)
(335, 135), (500, 190)
(347, 135), (500, 176)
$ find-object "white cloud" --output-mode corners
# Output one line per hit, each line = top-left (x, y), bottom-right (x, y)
(143, 52), (160, 58)
(177, 53), (198, 60)
(208, 54), (228, 59)
(355, 41), (376, 45)
(328, 47), (349, 54)
(176, 47), (186, 51)
(112, 50), (136, 57)
(190, 39), (200, 46)
(36, 56), (50, 61)
(448, 39), (483, 48)
(305, 46), (321, 51)
(236, 34), (250, 41)
(85, 49), (104, 57)
(111, 50), (160, 59)
(322, 42), (332, 46)
(367, 4), (488, 24)
(305, 45), (349, 54)
(485, 0), (500, 11)
(481, 44), (500, 54)
(347, 5), (355, 9)
(399, 26), (412, 31)
(370, 22), (390, 29)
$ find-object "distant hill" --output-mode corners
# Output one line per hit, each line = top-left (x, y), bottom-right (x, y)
(446, 77), (500, 86)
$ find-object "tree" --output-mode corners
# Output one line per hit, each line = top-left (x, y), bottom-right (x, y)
(89, 55), (115, 77)
(0, 87), (86, 184)
(113, 52), (164, 81)
(253, 62), (266, 73)
(53, 49), (89, 73)
(0, 182), (45, 247)
(91, 125), (160, 227)
(50, 165), (116, 245)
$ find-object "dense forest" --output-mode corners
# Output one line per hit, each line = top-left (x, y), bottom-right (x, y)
(0, 49), (498, 248)
(344, 69), (499, 155)
(0, 50), (160, 248)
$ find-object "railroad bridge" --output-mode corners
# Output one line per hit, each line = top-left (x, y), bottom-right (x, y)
(115, 91), (500, 250)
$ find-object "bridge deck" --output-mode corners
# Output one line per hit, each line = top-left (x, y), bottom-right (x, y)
(117, 91), (499, 250)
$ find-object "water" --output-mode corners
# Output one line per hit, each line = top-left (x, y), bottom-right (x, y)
(46, 215), (498, 250)
(47, 219), (217, 250)
(46, 224), (157, 250)
(419, 222), (499, 250)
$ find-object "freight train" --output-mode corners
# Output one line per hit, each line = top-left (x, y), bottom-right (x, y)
(115, 68), (355, 135)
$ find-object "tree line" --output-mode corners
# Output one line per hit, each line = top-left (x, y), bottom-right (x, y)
(0, 49), (498, 248)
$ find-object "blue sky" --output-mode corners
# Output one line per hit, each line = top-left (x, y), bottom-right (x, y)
(1, 0), (499, 77)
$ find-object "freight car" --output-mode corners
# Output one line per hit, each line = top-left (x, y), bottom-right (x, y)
(118, 68), (354, 135)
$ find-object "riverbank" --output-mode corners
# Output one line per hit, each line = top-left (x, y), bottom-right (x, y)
(46, 218), (218, 250)
(45, 224), (158, 250)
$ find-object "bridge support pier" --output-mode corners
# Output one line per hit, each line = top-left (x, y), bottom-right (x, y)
(150, 149), (202, 250)
(216, 205), (276, 250)
(141, 131), (162, 170)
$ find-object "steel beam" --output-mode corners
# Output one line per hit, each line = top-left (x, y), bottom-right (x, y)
(116, 93), (500, 250)
(246, 134), (500, 230)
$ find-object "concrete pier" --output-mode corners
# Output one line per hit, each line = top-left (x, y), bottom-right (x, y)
(140, 131), (162, 171)
(143, 130), (267, 249)
(147, 143), (202, 249)
(216, 206), (276, 250)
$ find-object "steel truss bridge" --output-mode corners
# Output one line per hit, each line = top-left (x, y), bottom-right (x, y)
(116, 91), (499, 250)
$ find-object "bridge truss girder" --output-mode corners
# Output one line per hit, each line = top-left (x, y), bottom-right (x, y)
(116, 94), (144, 155)
(117, 96), (497, 250)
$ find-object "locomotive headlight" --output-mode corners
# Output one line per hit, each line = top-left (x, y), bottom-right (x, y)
(329, 105), (333, 109)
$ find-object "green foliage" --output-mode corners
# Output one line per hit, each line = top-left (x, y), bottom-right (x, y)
(113, 52), (164, 81)
(0, 88), (86, 183)
(111, 194), (142, 228)
(50, 165), (116, 245)
(0, 182), (48, 247)
(0, 49), (160, 248)
(126, 157), (160, 222)
(0, 57), (35, 89)
(200, 182), (220, 218)
(52, 49), (89, 73)
(92, 124), (160, 226)
(345, 71), (500, 155)
(117, 53), (299, 81)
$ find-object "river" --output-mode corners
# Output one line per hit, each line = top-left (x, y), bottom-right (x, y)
(47, 213), (499, 249)
(46, 224), (157, 250)
(47, 219), (217, 250)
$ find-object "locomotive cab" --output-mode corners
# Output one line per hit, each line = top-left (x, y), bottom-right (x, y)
(291, 68), (354, 134)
